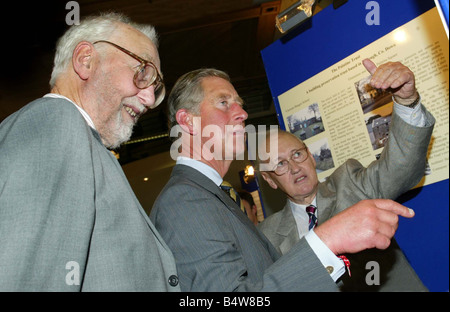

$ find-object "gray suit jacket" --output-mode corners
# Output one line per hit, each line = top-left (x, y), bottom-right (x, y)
(258, 108), (435, 291)
(0, 98), (179, 291)
(151, 164), (339, 291)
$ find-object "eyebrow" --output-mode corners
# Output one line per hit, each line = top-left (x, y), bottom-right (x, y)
(142, 53), (157, 64)
(214, 93), (244, 106)
(274, 148), (304, 162)
(236, 96), (245, 106)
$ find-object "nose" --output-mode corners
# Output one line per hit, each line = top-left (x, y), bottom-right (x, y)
(136, 85), (157, 109)
(288, 158), (302, 174)
(231, 103), (248, 123)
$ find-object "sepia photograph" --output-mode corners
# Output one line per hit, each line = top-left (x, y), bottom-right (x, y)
(355, 75), (393, 114)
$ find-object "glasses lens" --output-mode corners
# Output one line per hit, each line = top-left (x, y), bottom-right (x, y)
(275, 166), (288, 175)
(134, 64), (166, 106)
(292, 149), (307, 163)
(273, 162), (288, 175)
(135, 64), (157, 89)
(154, 81), (166, 106)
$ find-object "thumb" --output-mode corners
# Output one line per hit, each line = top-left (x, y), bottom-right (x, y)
(363, 58), (377, 75)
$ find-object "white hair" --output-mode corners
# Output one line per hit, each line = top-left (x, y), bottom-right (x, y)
(49, 12), (158, 87)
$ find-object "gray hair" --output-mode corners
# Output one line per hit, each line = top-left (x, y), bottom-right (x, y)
(167, 68), (231, 133)
(49, 12), (158, 87)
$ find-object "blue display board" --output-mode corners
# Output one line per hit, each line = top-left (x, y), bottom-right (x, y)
(261, 0), (448, 291)
(436, 0), (449, 30)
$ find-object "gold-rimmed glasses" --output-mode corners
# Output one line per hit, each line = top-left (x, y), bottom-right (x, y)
(93, 40), (165, 106)
(270, 146), (309, 176)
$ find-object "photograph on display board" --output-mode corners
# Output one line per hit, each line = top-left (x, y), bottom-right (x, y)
(286, 103), (325, 141)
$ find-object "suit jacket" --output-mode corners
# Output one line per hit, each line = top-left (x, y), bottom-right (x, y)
(0, 98), (179, 291)
(258, 108), (435, 291)
(151, 164), (340, 291)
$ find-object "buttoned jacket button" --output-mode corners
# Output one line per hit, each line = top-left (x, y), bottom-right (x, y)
(168, 275), (179, 287)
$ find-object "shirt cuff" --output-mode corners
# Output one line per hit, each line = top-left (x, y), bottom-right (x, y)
(393, 96), (427, 127)
(305, 230), (345, 282)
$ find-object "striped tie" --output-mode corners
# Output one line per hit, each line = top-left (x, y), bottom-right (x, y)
(306, 205), (318, 231)
(220, 181), (245, 213)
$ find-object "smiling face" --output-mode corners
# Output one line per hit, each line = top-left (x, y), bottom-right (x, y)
(261, 131), (319, 205)
(85, 23), (162, 149)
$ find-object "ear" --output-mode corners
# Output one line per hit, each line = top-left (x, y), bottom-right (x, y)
(176, 109), (198, 135)
(72, 41), (95, 81)
(261, 172), (278, 190)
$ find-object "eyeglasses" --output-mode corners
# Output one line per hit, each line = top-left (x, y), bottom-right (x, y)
(93, 40), (166, 106)
(270, 147), (309, 176)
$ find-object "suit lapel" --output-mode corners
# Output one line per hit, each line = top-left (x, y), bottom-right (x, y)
(316, 181), (337, 222)
(93, 128), (173, 253)
(276, 203), (301, 254)
(173, 165), (256, 228)
(172, 165), (279, 258)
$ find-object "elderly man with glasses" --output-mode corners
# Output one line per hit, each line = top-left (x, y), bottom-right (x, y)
(258, 60), (435, 291)
(0, 13), (179, 291)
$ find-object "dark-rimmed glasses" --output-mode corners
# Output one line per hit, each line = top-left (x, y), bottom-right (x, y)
(270, 147), (309, 176)
(93, 40), (165, 106)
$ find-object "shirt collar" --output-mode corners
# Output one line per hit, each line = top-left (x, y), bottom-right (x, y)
(176, 156), (223, 186)
(43, 93), (96, 130)
(289, 197), (317, 210)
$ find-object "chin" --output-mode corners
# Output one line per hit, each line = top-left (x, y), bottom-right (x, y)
(294, 184), (316, 197)
(103, 121), (134, 149)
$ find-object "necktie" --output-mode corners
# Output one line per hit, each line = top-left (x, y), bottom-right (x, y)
(220, 181), (245, 214)
(306, 205), (318, 231)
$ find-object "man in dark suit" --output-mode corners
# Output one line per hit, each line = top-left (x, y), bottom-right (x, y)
(151, 64), (416, 291)
(257, 60), (434, 291)
(0, 13), (179, 291)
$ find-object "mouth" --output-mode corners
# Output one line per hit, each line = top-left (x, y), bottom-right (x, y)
(294, 175), (307, 184)
(124, 105), (144, 122)
(232, 124), (246, 135)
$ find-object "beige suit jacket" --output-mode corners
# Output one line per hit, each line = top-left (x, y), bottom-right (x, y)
(259, 107), (435, 291)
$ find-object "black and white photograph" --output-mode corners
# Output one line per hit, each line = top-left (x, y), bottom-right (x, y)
(364, 103), (393, 150)
(286, 103), (325, 141)
(307, 137), (335, 174)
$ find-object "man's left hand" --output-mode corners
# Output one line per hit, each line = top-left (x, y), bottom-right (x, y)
(363, 59), (419, 106)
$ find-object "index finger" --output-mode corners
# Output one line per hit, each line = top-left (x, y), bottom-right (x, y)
(373, 199), (415, 218)
(363, 58), (378, 75)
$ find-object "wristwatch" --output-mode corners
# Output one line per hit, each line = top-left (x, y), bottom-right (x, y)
(404, 93), (421, 108)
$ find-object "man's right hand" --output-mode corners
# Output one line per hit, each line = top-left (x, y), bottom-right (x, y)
(314, 199), (415, 255)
